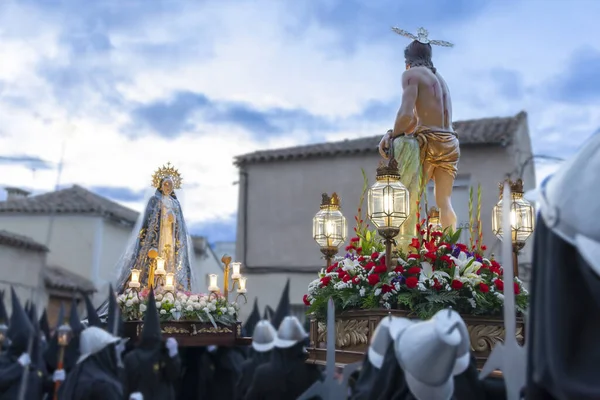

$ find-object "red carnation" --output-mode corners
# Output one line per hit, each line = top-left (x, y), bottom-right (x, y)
(456, 243), (468, 252)
(356, 247), (363, 254)
(367, 274), (380, 286)
(374, 264), (387, 274)
(350, 237), (360, 243)
(326, 262), (338, 273)
(357, 256), (365, 262)
(478, 283), (490, 293)
(514, 282), (520, 295)
(352, 276), (360, 285)
(371, 252), (379, 260)
(406, 276), (419, 289)
(481, 245), (487, 251)
(378, 255), (386, 266)
(433, 279), (443, 291)
(407, 267), (421, 275)
(303, 294), (310, 306)
(320, 276), (332, 287)
(424, 252), (437, 262)
(338, 270), (348, 280)
(364, 261), (376, 271)
(382, 284), (393, 294)
(342, 274), (351, 283)
(451, 280), (464, 290)
(394, 265), (405, 274)
(494, 279), (504, 291)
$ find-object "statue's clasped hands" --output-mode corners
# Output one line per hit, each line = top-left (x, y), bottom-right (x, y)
(378, 129), (395, 160)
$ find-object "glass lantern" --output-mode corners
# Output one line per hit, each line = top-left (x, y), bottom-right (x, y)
(57, 323), (73, 347)
(164, 272), (175, 292)
(367, 161), (410, 231)
(129, 268), (141, 288)
(208, 274), (219, 293)
(238, 276), (247, 293)
(492, 179), (535, 249)
(155, 257), (166, 276)
(231, 262), (242, 280)
(313, 193), (347, 249)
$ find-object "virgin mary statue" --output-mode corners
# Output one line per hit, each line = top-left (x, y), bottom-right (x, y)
(114, 162), (198, 293)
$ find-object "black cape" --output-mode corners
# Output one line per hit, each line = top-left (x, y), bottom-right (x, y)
(235, 349), (271, 400)
(244, 343), (321, 400)
(58, 343), (123, 400)
(123, 342), (181, 400)
(526, 218), (600, 399)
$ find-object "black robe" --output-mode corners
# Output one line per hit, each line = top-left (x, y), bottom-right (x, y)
(58, 344), (122, 400)
(350, 354), (381, 400)
(0, 352), (44, 400)
(235, 349), (271, 400)
(123, 342), (181, 400)
(244, 343), (321, 400)
(525, 218), (600, 399)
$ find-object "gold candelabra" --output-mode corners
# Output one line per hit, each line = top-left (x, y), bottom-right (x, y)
(208, 255), (248, 304)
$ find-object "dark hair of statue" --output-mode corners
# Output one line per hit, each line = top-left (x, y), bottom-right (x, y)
(404, 40), (436, 74)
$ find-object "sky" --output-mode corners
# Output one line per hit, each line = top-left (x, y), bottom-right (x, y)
(0, 0), (598, 243)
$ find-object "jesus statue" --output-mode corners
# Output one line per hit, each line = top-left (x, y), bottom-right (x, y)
(379, 27), (460, 231)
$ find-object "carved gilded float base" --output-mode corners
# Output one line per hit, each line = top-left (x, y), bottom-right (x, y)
(124, 321), (250, 347)
(307, 309), (524, 368)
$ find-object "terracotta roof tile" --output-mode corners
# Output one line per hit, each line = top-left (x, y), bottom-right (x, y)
(0, 185), (139, 225)
(44, 265), (96, 294)
(235, 111), (527, 165)
(0, 230), (48, 252)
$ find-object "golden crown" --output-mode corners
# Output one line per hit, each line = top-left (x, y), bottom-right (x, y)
(151, 162), (183, 189)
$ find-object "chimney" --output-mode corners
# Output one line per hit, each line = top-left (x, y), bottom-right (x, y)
(5, 187), (30, 201)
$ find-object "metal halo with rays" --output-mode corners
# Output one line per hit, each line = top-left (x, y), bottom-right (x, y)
(391, 26), (454, 47)
(151, 162), (183, 189)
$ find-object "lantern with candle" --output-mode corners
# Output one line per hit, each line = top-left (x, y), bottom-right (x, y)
(129, 268), (141, 289)
(313, 193), (348, 268)
(367, 158), (410, 270)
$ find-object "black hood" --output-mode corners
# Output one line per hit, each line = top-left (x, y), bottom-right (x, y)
(39, 309), (51, 341)
(63, 297), (84, 372)
(242, 298), (260, 337)
(7, 287), (34, 356)
(106, 284), (124, 336)
(0, 289), (8, 324)
(83, 292), (102, 328)
(141, 287), (162, 345)
(263, 305), (275, 322)
(272, 279), (290, 329)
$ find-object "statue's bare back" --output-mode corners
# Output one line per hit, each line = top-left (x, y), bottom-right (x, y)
(409, 66), (453, 132)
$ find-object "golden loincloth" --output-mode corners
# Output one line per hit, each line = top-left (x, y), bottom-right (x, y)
(413, 126), (460, 178)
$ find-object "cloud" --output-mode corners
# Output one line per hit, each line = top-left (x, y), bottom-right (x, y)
(0, 0), (599, 243)
(546, 47), (600, 104)
(131, 91), (335, 138)
(91, 186), (145, 203)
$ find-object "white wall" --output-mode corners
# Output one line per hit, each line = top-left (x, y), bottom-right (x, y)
(0, 244), (48, 317)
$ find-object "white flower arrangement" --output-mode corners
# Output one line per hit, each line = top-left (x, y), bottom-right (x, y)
(117, 287), (239, 326)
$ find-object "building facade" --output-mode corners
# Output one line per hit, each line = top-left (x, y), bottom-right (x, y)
(0, 185), (214, 308)
(234, 112), (536, 321)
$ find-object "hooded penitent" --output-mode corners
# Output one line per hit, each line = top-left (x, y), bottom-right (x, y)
(271, 279), (290, 330)
(242, 298), (260, 337)
(526, 132), (600, 399)
(43, 302), (65, 373)
(83, 292), (102, 328)
(263, 306), (274, 322)
(351, 316), (395, 400)
(123, 288), (181, 400)
(58, 326), (124, 400)
(63, 297), (85, 373)
(106, 284), (124, 336)
(0, 288), (43, 400)
(396, 311), (461, 400)
(245, 316), (321, 400)
(39, 309), (51, 344)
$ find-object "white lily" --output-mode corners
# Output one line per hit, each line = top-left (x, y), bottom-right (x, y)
(418, 261), (451, 289)
(341, 258), (361, 272)
(450, 251), (483, 285)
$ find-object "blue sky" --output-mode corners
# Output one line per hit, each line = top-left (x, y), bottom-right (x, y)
(0, 0), (598, 243)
